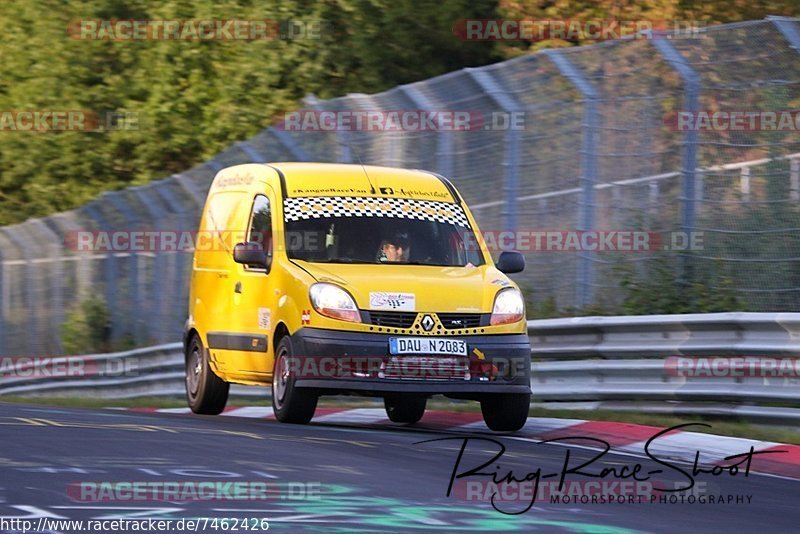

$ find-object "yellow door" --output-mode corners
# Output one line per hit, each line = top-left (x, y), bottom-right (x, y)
(223, 186), (278, 378)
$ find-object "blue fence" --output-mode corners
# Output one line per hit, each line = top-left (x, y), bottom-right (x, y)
(1, 17), (800, 355)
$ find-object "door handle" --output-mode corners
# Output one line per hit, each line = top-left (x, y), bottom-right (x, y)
(234, 281), (242, 294)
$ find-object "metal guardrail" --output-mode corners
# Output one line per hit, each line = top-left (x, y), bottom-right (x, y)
(0, 343), (184, 398)
(532, 359), (798, 403)
(2, 313), (798, 423)
(529, 312), (800, 358)
(529, 312), (800, 424)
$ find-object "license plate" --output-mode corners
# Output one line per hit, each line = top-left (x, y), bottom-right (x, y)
(389, 337), (467, 356)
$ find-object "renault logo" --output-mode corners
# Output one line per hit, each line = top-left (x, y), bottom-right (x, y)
(420, 314), (435, 332)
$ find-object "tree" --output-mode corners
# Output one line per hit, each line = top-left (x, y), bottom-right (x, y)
(0, 0), (500, 224)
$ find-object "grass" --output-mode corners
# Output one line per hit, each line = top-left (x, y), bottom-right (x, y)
(1, 395), (798, 445)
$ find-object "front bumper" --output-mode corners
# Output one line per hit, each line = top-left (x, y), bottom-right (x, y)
(290, 327), (531, 397)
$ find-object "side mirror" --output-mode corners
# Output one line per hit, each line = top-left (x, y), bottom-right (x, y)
(234, 242), (270, 270)
(496, 250), (525, 274)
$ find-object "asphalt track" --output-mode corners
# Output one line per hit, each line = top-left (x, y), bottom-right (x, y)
(0, 402), (797, 533)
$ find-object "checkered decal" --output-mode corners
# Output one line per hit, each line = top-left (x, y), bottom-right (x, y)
(283, 196), (471, 228)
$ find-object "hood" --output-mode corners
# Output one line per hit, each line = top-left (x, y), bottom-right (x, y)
(294, 261), (515, 313)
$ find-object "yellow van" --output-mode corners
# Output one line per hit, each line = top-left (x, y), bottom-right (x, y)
(184, 163), (531, 431)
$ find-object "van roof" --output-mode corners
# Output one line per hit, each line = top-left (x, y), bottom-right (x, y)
(268, 162), (458, 203)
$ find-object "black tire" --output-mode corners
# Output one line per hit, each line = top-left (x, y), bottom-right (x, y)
(272, 335), (318, 424)
(185, 334), (229, 415)
(480, 393), (530, 432)
(384, 394), (427, 424)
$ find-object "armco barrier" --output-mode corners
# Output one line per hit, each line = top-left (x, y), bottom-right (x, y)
(529, 312), (800, 358)
(2, 313), (798, 423)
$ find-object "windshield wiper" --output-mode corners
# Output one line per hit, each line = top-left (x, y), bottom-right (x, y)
(379, 261), (456, 266)
(313, 257), (371, 264)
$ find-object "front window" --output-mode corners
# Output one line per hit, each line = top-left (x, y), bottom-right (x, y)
(282, 196), (485, 267)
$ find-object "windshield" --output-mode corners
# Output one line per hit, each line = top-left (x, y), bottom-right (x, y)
(282, 197), (485, 267)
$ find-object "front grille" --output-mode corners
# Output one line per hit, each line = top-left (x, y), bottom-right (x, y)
(381, 356), (469, 381)
(437, 313), (483, 329)
(368, 311), (417, 328)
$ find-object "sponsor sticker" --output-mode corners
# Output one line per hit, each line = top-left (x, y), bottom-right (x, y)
(369, 292), (416, 311)
(258, 308), (271, 330)
(283, 196), (470, 228)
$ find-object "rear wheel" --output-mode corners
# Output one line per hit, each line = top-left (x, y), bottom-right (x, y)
(480, 393), (530, 432)
(384, 394), (427, 424)
(185, 334), (229, 414)
(272, 336), (318, 424)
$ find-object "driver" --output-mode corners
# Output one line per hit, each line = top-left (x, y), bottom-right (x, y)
(377, 231), (411, 262)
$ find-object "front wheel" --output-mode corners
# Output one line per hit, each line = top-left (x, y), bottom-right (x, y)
(384, 394), (427, 424)
(272, 336), (318, 424)
(480, 393), (530, 432)
(185, 334), (229, 414)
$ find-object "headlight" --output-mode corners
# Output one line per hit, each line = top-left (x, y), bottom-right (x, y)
(490, 288), (524, 325)
(309, 283), (361, 323)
